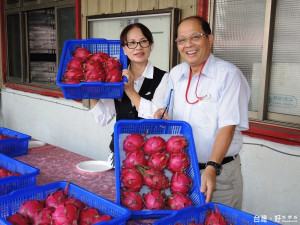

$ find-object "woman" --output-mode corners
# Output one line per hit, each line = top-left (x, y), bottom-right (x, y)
(90, 23), (168, 164)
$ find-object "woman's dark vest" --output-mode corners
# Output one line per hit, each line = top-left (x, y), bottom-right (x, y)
(109, 66), (166, 152)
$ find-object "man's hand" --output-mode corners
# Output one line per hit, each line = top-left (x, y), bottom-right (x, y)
(200, 166), (217, 203)
(200, 125), (235, 202)
(154, 108), (169, 120)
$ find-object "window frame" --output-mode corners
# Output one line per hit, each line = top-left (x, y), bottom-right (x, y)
(208, 0), (300, 144)
(4, 0), (76, 93)
(5, 0), (20, 9)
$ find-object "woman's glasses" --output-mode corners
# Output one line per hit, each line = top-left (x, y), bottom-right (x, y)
(125, 40), (150, 49)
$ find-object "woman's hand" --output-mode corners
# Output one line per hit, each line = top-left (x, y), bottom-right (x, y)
(90, 99), (100, 108)
(122, 69), (141, 109)
(122, 69), (134, 92)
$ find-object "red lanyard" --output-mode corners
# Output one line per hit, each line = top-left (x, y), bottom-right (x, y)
(185, 60), (207, 104)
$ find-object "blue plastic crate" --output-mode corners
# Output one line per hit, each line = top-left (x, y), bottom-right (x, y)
(114, 119), (205, 219)
(153, 203), (280, 225)
(0, 153), (39, 196)
(0, 181), (131, 225)
(56, 38), (128, 100)
(0, 127), (31, 157)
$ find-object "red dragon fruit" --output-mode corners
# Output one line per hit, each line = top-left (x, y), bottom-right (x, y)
(84, 68), (106, 82)
(167, 193), (192, 210)
(147, 152), (169, 171)
(143, 136), (166, 156)
(188, 222), (199, 225)
(136, 166), (170, 190)
(84, 59), (102, 71)
(103, 57), (122, 83)
(51, 204), (79, 225)
(45, 182), (70, 209)
(204, 205), (227, 225)
(90, 52), (110, 63)
(64, 198), (87, 211)
(0, 134), (17, 139)
(67, 57), (84, 70)
(120, 167), (143, 192)
(79, 207), (101, 225)
(167, 152), (190, 173)
(91, 214), (112, 224)
(120, 189), (143, 211)
(166, 135), (188, 154)
(105, 68), (122, 83)
(103, 57), (121, 71)
(0, 168), (10, 178)
(45, 189), (66, 209)
(73, 47), (91, 61)
(122, 150), (147, 168)
(18, 200), (45, 222)
(7, 213), (30, 225)
(63, 68), (85, 83)
(0, 134), (8, 139)
(170, 172), (192, 194)
(143, 190), (166, 210)
(61, 79), (81, 84)
(7, 171), (21, 176)
(33, 207), (54, 225)
(123, 133), (145, 153)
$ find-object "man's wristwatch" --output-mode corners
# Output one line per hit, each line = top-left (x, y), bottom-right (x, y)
(206, 161), (222, 176)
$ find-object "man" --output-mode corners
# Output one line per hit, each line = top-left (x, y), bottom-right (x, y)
(155, 16), (250, 209)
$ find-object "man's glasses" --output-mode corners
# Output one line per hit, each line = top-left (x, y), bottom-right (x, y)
(175, 32), (208, 46)
(125, 40), (150, 49)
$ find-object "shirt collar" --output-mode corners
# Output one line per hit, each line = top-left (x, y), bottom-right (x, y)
(143, 61), (154, 79)
(202, 53), (215, 79)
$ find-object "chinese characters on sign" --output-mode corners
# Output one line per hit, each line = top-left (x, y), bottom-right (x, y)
(254, 214), (298, 223)
(268, 94), (297, 108)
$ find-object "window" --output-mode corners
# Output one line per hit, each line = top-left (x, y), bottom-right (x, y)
(5, 0), (20, 8)
(6, 14), (22, 79)
(211, 0), (300, 129)
(5, 1), (75, 88)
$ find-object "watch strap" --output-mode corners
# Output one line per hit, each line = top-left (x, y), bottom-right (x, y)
(206, 161), (222, 176)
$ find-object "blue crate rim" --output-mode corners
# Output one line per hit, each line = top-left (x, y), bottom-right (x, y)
(153, 203), (281, 225)
(0, 181), (131, 225)
(0, 154), (39, 182)
(0, 153), (39, 197)
(0, 153), (40, 177)
(0, 127), (31, 140)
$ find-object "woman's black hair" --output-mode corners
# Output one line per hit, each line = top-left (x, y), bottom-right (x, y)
(120, 22), (154, 47)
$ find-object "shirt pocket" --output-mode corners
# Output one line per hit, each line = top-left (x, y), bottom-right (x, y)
(191, 100), (218, 129)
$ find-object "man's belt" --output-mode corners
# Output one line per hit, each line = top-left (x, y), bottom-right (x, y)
(198, 154), (238, 170)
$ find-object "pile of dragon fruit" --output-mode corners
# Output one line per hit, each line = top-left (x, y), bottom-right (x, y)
(62, 47), (123, 84)
(6, 183), (112, 225)
(0, 134), (17, 140)
(120, 133), (194, 211)
(178, 205), (229, 225)
(0, 166), (21, 178)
